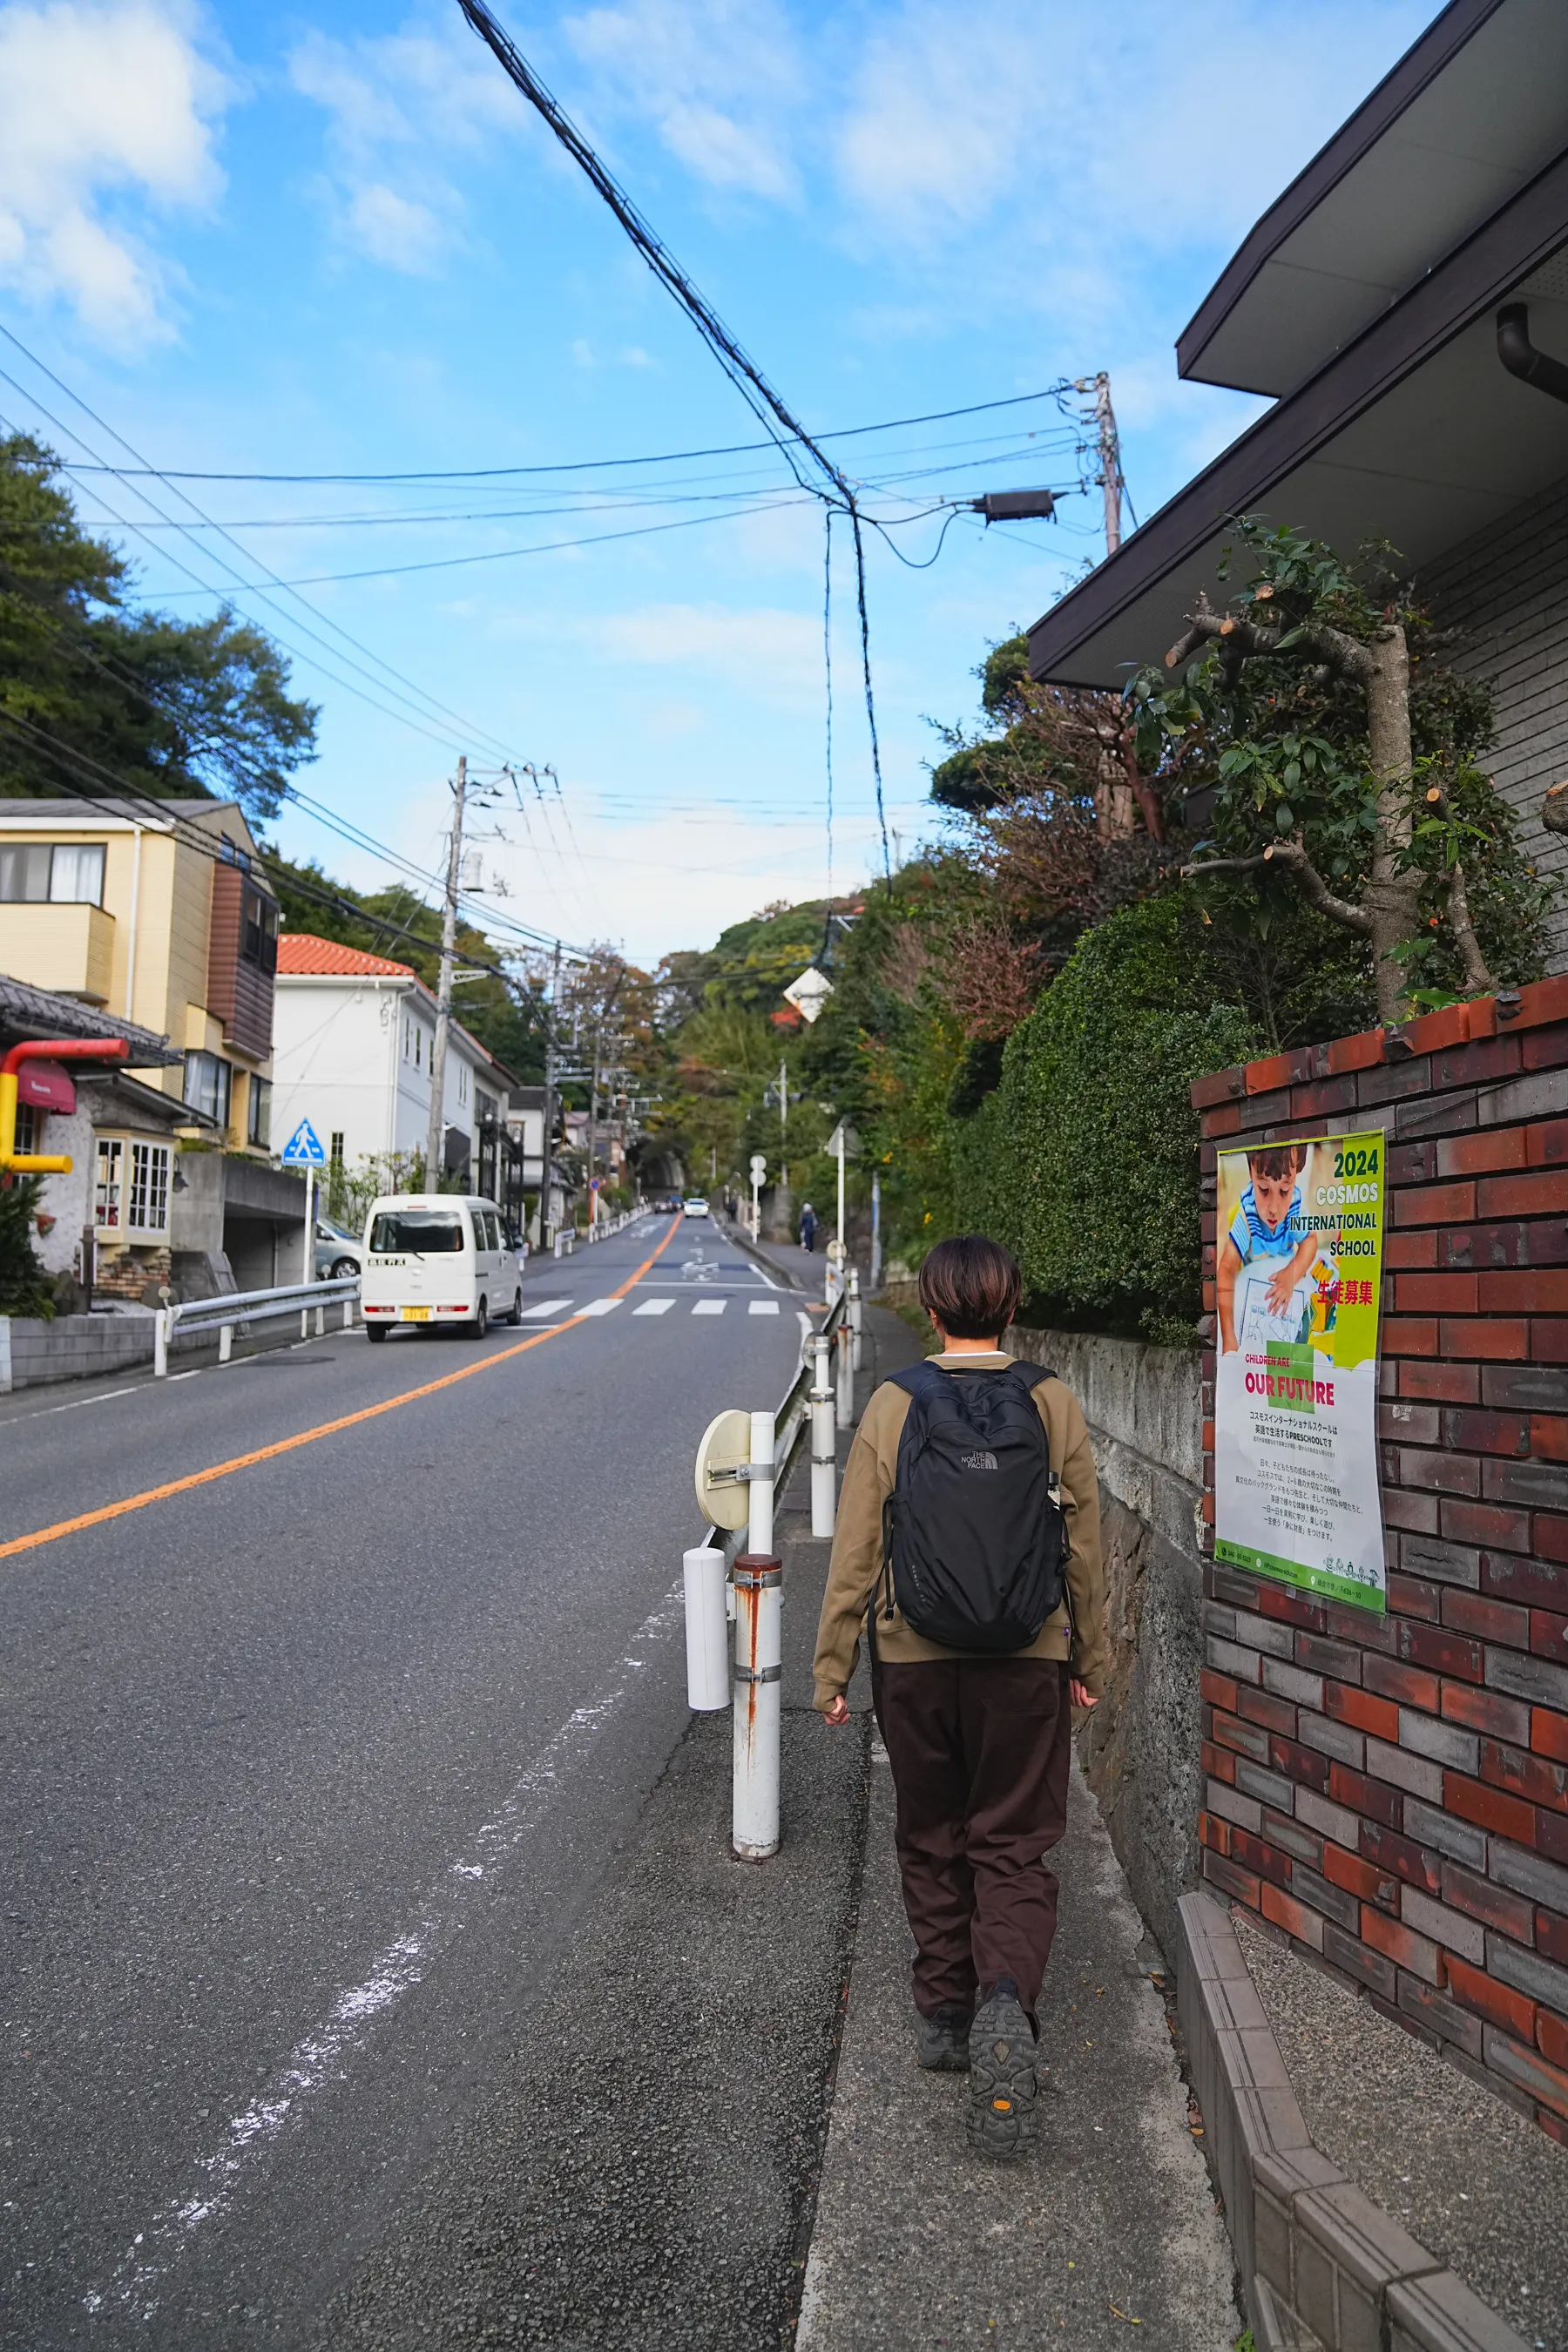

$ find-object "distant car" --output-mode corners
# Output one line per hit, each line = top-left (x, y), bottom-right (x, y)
(659, 1196), (682, 1213)
(682, 1196), (711, 1219)
(314, 1215), (363, 1281)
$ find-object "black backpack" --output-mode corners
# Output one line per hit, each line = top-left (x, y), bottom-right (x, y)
(878, 1360), (1067, 1653)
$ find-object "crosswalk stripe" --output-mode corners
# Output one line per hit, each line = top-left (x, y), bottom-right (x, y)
(747, 1299), (781, 1315)
(692, 1298), (727, 1316)
(574, 1298), (623, 1317)
(633, 1298), (675, 1315)
(519, 1298), (572, 1319)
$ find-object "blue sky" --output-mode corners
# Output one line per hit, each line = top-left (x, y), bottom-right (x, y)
(0, 0), (1435, 966)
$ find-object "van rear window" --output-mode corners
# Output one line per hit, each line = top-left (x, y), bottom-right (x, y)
(368, 1211), (465, 1254)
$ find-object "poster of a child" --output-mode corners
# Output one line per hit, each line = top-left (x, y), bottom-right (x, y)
(1217, 1141), (1340, 1355)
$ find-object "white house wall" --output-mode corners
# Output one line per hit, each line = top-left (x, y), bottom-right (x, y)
(272, 977), (490, 1174)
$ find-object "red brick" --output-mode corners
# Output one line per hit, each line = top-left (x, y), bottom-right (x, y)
(1532, 1323), (1568, 1364)
(1442, 1590), (1531, 1645)
(1533, 1611), (1568, 1663)
(1479, 1171), (1568, 1218)
(1533, 1515), (1568, 1563)
(1202, 1740), (1237, 1784)
(1443, 1409), (1531, 1457)
(1199, 1811), (1232, 1856)
(1295, 1632), (1362, 1682)
(1482, 1738), (1568, 1814)
(1327, 1029), (1384, 1076)
(1383, 1490), (1441, 1535)
(1329, 1762), (1402, 1828)
(1323, 1843), (1398, 1907)
(1361, 1821), (1442, 1893)
(1484, 1554), (1568, 1610)
(1440, 1499), (1533, 1554)
(1404, 1004), (1472, 1057)
(1484, 1271), (1568, 1314)
(1236, 1686), (1298, 1736)
(1326, 1684), (1400, 1740)
(1441, 1127), (1528, 1178)
(1396, 1619), (1484, 1683)
(1260, 1882), (1326, 1948)
(1536, 1711), (1568, 1765)
(1385, 1319), (1441, 1359)
(1397, 1274), (1479, 1315)
(1364, 1654), (1442, 1712)
(1202, 1103), (1243, 1139)
(1400, 1360), (1480, 1404)
(1360, 1908), (1443, 1981)
(1441, 1861), (1534, 1943)
(1268, 1734), (1331, 1789)
(1439, 1321), (1529, 1362)
(1443, 1770), (1538, 1844)
(1200, 1667), (1240, 1713)
(1515, 977), (1568, 1029)
(1543, 1813), (1568, 1868)
(1446, 1954), (1538, 2039)
(1256, 1582), (1328, 1631)
(1524, 1024), (1568, 1072)
(1292, 1078), (1358, 1120)
(1192, 1066), (1245, 1111)
(1232, 1828), (1294, 1887)
(1386, 1571), (1443, 1622)
(1532, 1417), (1568, 1464)
(1389, 1141), (1436, 1185)
(1396, 1450), (1482, 1497)
(1442, 1681), (1532, 1743)
(1394, 1182), (1477, 1228)
(1434, 1035), (1522, 1088)
(1542, 2010), (1568, 2070)
(1538, 1909), (1568, 1965)
(1526, 1119), (1568, 1168)
(1201, 1850), (1261, 1908)
(1245, 1051), (1294, 1096)
(1213, 1712), (1267, 1761)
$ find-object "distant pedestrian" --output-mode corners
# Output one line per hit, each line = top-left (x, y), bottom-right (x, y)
(800, 1201), (817, 1253)
(814, 1233), (1107, 2162)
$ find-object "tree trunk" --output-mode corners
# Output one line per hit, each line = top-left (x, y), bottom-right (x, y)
(1362, 625), (1422, 1024)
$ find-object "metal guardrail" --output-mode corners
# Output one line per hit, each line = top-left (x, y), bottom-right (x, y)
(553, 1206), (651, 1257)
(154, 1274), (360, 1375)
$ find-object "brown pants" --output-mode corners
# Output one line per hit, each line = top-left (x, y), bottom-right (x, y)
(873, 1656), (1072, 2019)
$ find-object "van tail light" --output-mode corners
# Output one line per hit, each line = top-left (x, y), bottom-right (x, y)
(439, 1305), (468, 1313)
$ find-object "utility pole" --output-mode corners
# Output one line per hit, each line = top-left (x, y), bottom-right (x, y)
(425, 754), (467, 1191)
(541, 939), (560, 1245)
(587, 1017), (601, 1227)
(1092, 372), (1124, 555)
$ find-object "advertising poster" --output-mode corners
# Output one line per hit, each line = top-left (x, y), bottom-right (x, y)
(1213, 1131), (1387, 1612)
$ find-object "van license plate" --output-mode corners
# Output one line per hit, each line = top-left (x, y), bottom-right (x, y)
(400, 1306), (431, 1322)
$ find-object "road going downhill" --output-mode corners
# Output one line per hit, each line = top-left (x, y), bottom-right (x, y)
(0, 1213), (805, 2345)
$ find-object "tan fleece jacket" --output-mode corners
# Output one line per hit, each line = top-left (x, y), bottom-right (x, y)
(811, 1350), (1109, 1713)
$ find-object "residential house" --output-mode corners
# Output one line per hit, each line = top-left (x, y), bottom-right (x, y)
(271, 936), (519, 1215)
(1027, 0), (1568, 967)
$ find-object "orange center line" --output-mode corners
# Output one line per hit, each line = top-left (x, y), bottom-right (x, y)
(0, 1216), (684, 1565)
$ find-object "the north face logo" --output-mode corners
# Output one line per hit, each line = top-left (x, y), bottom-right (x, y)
(960, 1450), (999, 1471)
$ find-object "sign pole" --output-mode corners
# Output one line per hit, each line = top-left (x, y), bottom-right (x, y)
(302, 1161), (314, 1287)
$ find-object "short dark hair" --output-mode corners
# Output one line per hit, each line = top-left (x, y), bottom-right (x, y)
(1247, 1144), (1306, 1182)
(917, 1234), (1022, 1340)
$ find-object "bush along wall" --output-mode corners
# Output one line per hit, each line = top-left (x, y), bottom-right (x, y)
(1193, 982), (1568, 2138)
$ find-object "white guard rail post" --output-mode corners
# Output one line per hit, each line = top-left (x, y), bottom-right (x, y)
(848, 1267), (862, 1371)
(810, 1333), (836, 1538)
(835, 1309), (854, 1430)
(733, 1405), (781, 1862)
(153, 1274), (360, 1375)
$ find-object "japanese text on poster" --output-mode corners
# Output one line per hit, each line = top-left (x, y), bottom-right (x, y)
(1213, 1130), (1386, 1612)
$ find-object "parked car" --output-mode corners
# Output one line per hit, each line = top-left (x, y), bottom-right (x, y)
(314, 1215), (363, 1281)
(360, 1193), (524, 1341)
(682, 1196), (711, 1219)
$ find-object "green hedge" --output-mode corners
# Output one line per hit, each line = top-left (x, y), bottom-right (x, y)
(952, 897), (1258, 1342)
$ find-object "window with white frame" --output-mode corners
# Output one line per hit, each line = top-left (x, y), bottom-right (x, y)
(0, 841), (105, 904)
(128, 1141), (171, 1233)
(95, 1138), (124, 1231)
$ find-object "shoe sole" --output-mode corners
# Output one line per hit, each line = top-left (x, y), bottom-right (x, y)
(916, 2041), (971, 2072)
(967, 1997), (1037, 2161)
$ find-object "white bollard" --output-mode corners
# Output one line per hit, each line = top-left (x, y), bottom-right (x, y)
(848, 1267), (862, 1371)
(315, 1303), (325, 1337)
(835, 1318), (854, 1429)
(810, 1334), (836, 1539)
(153, 1308), (169, 1378)
(342, 1298), (353, 1329)
(683, 1541), (731, 1711)
(219, 1322), (233, 1365)
(301, 1308), (309, 1341)
(747, 1408), (775, 1555)
(732, 1549), (781, 1860)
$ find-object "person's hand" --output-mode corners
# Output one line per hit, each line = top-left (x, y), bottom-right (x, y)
(1070, 1680), (1098, 1711)
(822, 1694), (851, 1727)
(1266, 1265), (1295, 1314)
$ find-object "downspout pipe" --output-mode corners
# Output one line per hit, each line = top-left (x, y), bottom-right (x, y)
(1497, 302), (1568, 405)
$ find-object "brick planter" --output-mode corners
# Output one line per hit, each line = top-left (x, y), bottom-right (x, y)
(1192, 981), (1568, 2138)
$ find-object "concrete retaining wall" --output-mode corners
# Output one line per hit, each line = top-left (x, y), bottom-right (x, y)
(0, 1312), (204, 1392)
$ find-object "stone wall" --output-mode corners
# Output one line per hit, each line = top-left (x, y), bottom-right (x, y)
(1193, 981), (1568, 2139)
(1010, 1321), (1205, 1960)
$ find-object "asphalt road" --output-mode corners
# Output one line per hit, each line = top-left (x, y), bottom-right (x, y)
(0, 1213), (809, 2345)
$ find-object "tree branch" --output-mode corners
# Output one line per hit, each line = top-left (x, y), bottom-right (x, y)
(1425, 784), (1497, 996)
(1165, 591), (1373, 683)
(1183, 840), (1373, 936)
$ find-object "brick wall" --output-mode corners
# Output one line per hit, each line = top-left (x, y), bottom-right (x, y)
(1423, 471), (1568, 975)
(1192, 981), (1568, 2139)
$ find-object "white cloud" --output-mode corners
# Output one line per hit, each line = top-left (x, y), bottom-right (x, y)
(0, 0), (228, 344)
(601, 600), (823, 705)
(562, 0), (801, 201)
(287, 17), (523, 274)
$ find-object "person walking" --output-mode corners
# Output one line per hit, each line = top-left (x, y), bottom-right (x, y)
(799, 1200), (818, 1254)
(813, 1233), (1107, 2161)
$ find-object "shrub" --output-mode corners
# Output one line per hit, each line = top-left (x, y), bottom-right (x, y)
(0, 1174), (57, 1319)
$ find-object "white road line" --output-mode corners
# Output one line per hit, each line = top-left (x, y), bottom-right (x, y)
(573, 1298), (622, 1318)
(748, 1300), (781, 1315)
(632, 1299), (675, 1316)
(86, 1586), (686, 2323)
(518, 1298), (573, 1320)
(692, 1298), (727, 1316)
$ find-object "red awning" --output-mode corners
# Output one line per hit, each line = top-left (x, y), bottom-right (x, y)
(17, 1059), (76, 1113)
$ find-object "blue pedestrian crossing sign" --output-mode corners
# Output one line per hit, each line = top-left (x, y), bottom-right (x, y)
(280, 1118), (327, 1167)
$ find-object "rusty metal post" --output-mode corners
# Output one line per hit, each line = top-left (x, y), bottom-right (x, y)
(732, 1550), (781, 1859)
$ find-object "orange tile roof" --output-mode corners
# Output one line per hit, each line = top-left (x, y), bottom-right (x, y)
(277, 933), (416, 979)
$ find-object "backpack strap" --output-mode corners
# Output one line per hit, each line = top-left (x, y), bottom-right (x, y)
(889, 1359), (953, 1397)
(1007, 1359), (1054, 1389)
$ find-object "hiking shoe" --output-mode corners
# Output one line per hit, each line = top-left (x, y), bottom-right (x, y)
(915, 2005), (972, 2072)
(967, 1979), (1037, 2161)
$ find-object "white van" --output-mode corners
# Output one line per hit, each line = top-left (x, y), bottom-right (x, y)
(360, 1193), (524, 1342)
